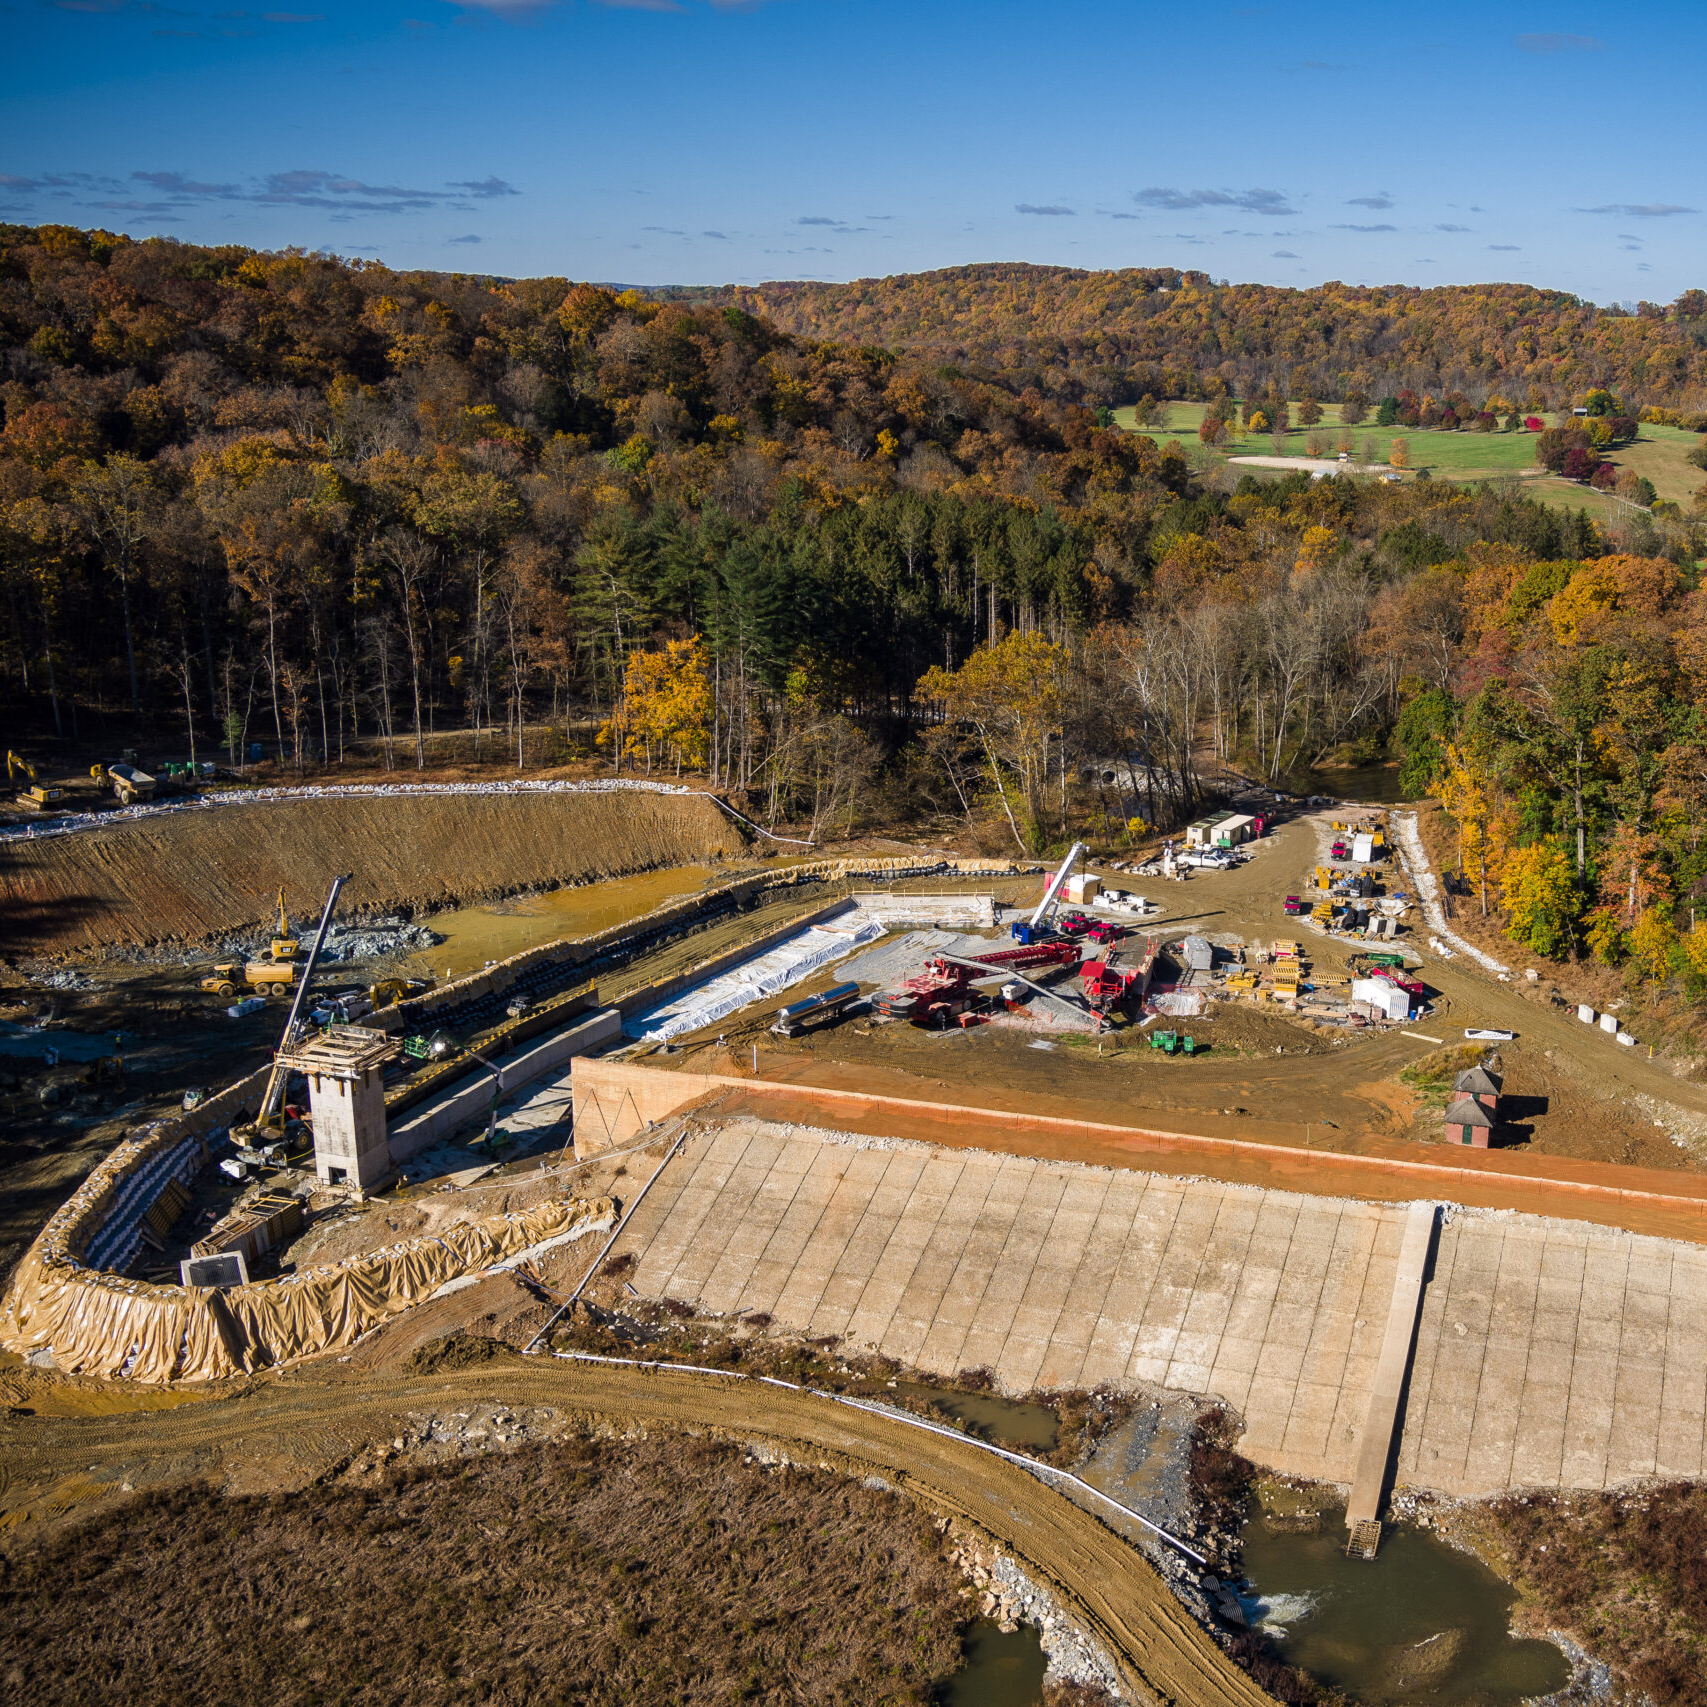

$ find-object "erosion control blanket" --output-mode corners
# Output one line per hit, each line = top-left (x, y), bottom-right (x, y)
(1, 1194), (613, 1383)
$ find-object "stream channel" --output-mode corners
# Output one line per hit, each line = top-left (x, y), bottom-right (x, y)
(1237, 1515), (1571, 1704)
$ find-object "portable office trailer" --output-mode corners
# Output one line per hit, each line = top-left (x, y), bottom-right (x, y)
(1351, 976), (1409, 1020)
(1212, 814), (1256, 847)
(1184, 816), (1224, 848)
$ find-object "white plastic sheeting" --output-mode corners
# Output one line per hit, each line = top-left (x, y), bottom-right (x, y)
(622, 916), (884, 1043)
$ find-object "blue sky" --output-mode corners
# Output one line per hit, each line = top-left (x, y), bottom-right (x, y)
(3, 0), (1702, 302)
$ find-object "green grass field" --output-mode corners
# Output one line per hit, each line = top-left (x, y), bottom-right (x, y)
(1111, 401), (1704, 521)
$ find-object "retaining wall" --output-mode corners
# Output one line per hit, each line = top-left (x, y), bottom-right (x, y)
(388, 1010), (622, 1160)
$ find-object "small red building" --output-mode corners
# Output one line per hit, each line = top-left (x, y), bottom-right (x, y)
(1452, 1065), (1502, 1113)
(1444, 1095), (1496, 1148)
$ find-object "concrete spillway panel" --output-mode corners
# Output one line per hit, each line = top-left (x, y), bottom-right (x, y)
(1345, 1200), (1436, 1526)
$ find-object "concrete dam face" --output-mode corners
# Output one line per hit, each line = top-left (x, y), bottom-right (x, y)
(610, 1119), (1707, 1501)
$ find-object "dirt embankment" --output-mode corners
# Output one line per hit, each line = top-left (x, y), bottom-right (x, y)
(0, 791), (748, 958)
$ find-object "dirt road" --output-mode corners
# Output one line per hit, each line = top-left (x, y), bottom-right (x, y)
(0, 1354), (1274, 1707)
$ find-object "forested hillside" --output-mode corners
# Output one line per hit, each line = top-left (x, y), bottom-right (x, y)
(717, 265), (1707, 414)
(7, 222), (1707, 1008)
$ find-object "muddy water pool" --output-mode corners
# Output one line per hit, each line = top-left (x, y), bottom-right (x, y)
(894, 1384), (1060, 1451)
(938, 1619), (1046, 1707)
(410, 866), (724, 981)
(1238, 1517), (1570, 1704)
(1283, 759), (1411, 804)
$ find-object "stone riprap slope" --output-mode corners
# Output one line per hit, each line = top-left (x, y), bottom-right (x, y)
(0, 787), (747, 956)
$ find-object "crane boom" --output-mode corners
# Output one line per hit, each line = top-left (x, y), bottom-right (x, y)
(255, 873), (350, 1129)
(1029, 842), (1086, 929)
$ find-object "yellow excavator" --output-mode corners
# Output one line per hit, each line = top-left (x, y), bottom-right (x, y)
(269, 888), (301, 961)
(7, 750), (62, 808)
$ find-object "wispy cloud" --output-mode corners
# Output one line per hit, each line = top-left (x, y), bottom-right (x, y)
(795, 214), (867, 233)
(1015, 202), (1073, 216)
(1578, 202), (1695, 217)
(133, 170), (239, 195)
(453, 0), (775, 12)
(447, 233), (482, 244)
(48, 2), (325, 34)
(448, 175), (519, 198)
(1436, 223), (1471, 233)
(1488, 244), (1520, 251)
(1135, 186), (1298, 216)
(0, 166), (521, 218)
(1331, 222), (1397, 233)
(1516, 32), (1601, 53)
(1271, 250), (1298, 259)
(1346, 194), (1392, 210)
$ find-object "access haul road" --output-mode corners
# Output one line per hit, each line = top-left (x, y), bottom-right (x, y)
(0, 1356), (1276, 1707)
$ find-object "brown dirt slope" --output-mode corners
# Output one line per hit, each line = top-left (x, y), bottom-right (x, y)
(0, 791), (747, 956)
(0, 1358), (1277, 1707)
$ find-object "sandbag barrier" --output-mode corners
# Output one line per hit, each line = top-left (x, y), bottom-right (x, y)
(2, 1171), (613, 1383)
(0, 1046), (614, 1380)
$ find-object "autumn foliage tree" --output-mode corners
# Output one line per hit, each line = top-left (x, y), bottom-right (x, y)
(603, 637), (712, 775)
(918, 632), (1069, 852)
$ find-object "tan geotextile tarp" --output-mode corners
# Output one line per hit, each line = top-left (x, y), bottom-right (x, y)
(2, 1101), (613, 1383)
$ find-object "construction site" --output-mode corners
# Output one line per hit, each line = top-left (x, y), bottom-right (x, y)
(5, 778), (1707, 1706)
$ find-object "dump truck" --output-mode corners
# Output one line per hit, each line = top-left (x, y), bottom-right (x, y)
(201, 961), (296, 998)
(102, 761), (156, 803)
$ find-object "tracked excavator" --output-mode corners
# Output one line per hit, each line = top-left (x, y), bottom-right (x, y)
(7, 749), (62, 808)
(269, 888), (301, 961)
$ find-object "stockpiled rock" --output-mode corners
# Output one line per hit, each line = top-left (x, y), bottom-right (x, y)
(0, 788), (746, 955)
